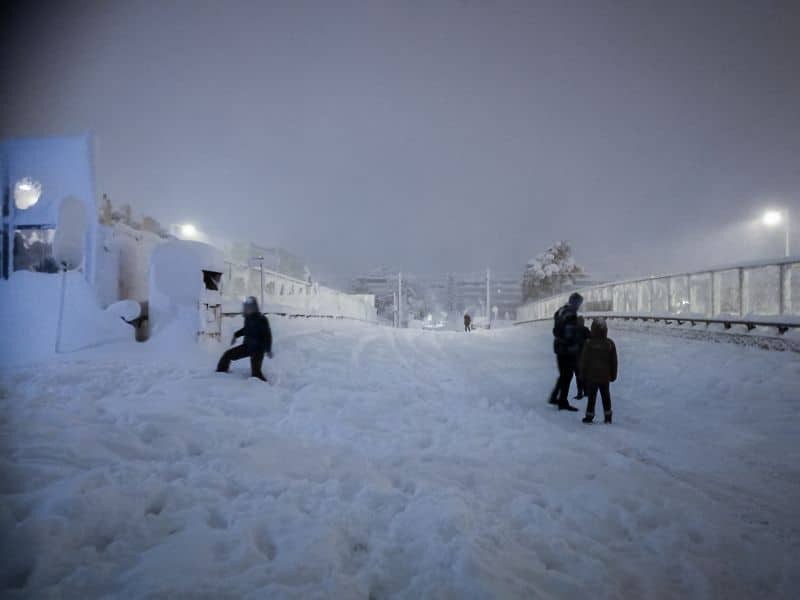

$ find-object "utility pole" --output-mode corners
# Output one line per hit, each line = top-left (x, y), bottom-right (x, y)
(486, 268), (491, 324)
(251, 255), (265, 310)
(397, 271), (403, 328)
(785, 208), (791, 257)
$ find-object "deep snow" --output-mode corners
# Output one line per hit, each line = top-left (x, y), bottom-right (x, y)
(1, 319), (798, 598)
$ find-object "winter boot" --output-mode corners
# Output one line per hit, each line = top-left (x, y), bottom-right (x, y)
(558, 403), (579, 412)
(604, 411), (613, 424)
(582, 415), (594, 424)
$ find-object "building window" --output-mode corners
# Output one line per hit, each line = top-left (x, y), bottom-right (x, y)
(14, 227), (57, 272)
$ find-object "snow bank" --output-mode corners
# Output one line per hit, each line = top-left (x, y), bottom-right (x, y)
(0, 271), (132, 365)
(148, 240), (225, 344)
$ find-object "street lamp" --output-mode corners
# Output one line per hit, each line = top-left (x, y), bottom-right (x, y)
(761, 209), (790, 257)
(249, 255), (265, 309)
(14, 177), (42, 210)
(180, 223), (198, 239)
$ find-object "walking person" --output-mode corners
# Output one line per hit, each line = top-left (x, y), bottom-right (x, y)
(216, 296), (273, 381)
(464, 313), (472, 332)
(579, 318), (618, 424)
(547, 292), (583, 411)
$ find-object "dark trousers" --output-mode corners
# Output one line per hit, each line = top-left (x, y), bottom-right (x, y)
(585, 382), (612, 417)
(465, 324), (471, 332)
(216, 344), (266, 381)
(549, 353), (577, 407)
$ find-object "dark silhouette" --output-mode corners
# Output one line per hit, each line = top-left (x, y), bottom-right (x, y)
(464, 313), (472, 332)
(548, 292), (583, 411)
(579, 318), (618, 424)
(573, 316), (591, 399)
(216, 296), (273, 381)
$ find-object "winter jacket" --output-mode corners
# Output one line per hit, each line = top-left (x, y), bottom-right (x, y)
(552, 305), (581, 355)
(464, 314), (471, 325)
(234, 313), (273, 353)
(579, 324), (618, 384)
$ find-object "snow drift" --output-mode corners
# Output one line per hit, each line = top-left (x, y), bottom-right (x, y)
(0, 272), (132, 365)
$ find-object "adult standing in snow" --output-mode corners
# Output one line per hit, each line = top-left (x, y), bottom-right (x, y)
(216, 296), (273, 382)
(548, 292), (583, 411)
(464, 313), (472, 332)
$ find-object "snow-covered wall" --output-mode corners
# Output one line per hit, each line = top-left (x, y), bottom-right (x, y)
(517, 257), (800, 323)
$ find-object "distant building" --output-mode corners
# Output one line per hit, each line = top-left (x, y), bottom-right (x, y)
(352, 268), (403, 323)
(355, 270), (522, 323)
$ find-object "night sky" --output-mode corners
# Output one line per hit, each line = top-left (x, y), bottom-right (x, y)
(2, 0), (799, 279)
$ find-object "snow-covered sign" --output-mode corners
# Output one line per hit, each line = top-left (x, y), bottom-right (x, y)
(53, 196), (88, 270)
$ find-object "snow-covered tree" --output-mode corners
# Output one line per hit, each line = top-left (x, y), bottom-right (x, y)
(522, 241), (582, 302)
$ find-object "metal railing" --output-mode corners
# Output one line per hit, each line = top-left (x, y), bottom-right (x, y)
(221, 260), (377, 322)
(516, 256), (800, 333)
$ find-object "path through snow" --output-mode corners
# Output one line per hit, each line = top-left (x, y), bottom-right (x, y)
(1, 320), (798, 598)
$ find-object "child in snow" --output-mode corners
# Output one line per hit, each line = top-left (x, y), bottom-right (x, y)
(578, 318), (618, 424)
(464, 313), (472, 332)
(573, 316), (591, 399)
(216, 296), (273, 382)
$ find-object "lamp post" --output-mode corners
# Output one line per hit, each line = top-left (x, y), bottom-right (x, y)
(762, 209), (790, 257)
(249, 255), (265, 309)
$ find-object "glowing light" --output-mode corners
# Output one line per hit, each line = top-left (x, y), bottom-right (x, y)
(181, 223), (198, 238)
(14, 177), (42, 210)
(762, 210), (783, 227)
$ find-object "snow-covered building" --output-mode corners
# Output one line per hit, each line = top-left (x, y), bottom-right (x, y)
(1, 135), (99, 283)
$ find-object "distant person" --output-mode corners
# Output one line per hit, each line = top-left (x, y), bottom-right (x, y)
(464, 313), (472, 332)
(573, 316), (591, 399)
(216, 296), (273, 382)
(548, 292), (583, 411)
(579, 318), (618, 424)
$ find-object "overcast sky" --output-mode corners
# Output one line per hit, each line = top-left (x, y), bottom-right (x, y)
(2, 0), (799, 280)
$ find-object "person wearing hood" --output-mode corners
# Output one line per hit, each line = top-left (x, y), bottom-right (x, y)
(579, 318), (618, 424)
(548, 292), (583, 411)
(216, 296), (273, 382)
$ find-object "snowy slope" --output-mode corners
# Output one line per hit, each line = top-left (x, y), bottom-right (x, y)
(1, 320), (798, 598)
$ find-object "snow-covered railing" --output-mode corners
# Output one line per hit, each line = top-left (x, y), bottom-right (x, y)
(222, 261), (377, 322)
(516, 256), (800, 327)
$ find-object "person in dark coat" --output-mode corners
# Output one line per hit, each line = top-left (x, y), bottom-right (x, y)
(573, 316), (591, 399)
(216, 296), (273, 381)
(548, 292), (583, 411)
(464, 313), (472, 332)
(579, 318), (618, 424)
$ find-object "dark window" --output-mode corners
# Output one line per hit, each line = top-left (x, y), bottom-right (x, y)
(14, 227), (57, 273)
(202, 270), (222, 291)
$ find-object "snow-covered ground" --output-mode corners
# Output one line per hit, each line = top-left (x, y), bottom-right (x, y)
(1, 319), (798, 598)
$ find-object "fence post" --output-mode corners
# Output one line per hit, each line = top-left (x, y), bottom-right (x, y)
(667, 278), (672, 313)
(738, 268), (744, 316)
(710, 271), (716, 317)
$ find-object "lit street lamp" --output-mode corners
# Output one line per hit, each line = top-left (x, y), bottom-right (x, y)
(180, 223), (198, 239)
(761, 209), (790, 257)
